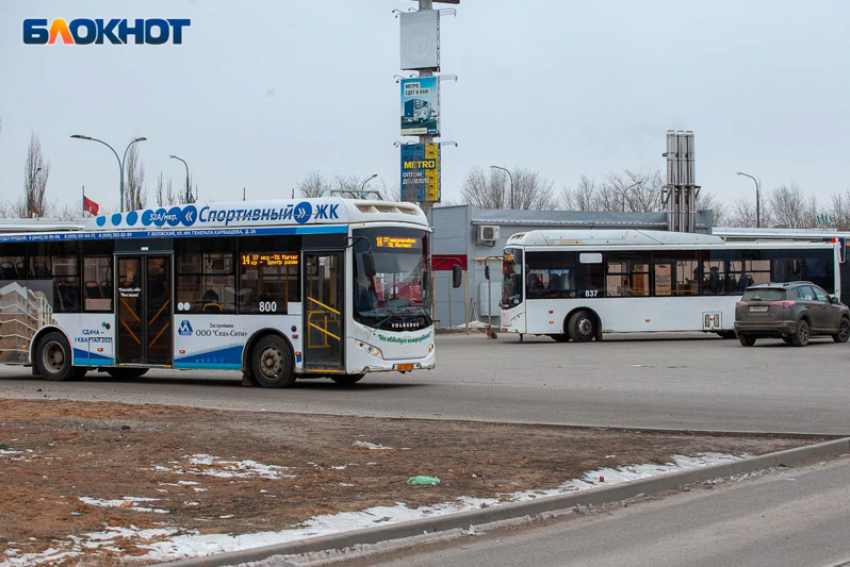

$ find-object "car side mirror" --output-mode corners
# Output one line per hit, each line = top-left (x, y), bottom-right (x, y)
(452, 265), (462, 288)
(362, 252), (377, 278)
(830, 295), (840, 304)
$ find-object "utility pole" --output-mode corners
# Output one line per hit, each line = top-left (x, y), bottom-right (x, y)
(418, 0), (435, 224)
(170, 155), (191, 204)
(737, 171), (760, 228)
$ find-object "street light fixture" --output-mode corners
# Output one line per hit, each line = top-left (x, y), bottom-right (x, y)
(736, 172), (760, 228)
(71, 135), (147, 213)
(620, 181), (643, 212)
(490, 165), (514, 210)
(170, 155), (192, 203)
(359, 173), (378, 198)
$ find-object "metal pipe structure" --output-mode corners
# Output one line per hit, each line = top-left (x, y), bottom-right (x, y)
(170, 155), (191, 203)
(490, 165), (514, 209)
(72, 135), (146, 212)
(737, 172), (760, 228)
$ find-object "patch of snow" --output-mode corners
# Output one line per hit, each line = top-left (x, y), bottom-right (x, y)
(352, 441), (394, 451)
(8, 453), (744, 567)
(78, 496), (169, 514)
(150, 454), (294, 480)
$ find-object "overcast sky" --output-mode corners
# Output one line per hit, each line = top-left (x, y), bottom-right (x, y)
(1, 0), (848, 213)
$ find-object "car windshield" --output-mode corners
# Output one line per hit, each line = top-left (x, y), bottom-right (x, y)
(742, 289), (785, 302)
(352, 227), (430, 330)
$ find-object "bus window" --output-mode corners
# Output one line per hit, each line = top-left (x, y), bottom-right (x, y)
(653, 252), (699, 296)
(606, 252), (650, 297)
(28, 242), (80, 313)
(526, 251), (576, 299)
(577, 257), (604, 299)
(176, 238), (236, 313)
(502, 248), (524, 306)
(238, 251), (299, 314)
(83, 256), (113, 312)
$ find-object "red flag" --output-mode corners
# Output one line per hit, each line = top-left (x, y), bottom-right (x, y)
(83, 195), (99, 216)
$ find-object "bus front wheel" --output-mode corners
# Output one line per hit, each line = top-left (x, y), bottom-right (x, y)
(251, 335), (296, 388)
(567, 311), (597, 343)
(35, 332), (86, 382)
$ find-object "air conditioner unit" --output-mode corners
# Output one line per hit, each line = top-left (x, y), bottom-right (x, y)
(477, 225), (500, 244)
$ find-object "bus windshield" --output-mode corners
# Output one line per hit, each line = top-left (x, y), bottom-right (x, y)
(352, 227), (430, 331)
(502, 248), (523, 308)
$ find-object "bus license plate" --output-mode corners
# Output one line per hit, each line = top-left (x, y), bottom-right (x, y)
(750, 306), (768, 313)
(395, 364), (415, 371)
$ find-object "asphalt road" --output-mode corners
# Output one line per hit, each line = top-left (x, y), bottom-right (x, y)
(330, 456), (850, 567)
(1, 332), (849, 435)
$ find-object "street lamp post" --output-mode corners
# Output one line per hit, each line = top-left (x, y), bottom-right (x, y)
(71, 135), (147, 213)
(28, 166), (42, 218)
(490, 165), (514, 209)
(359, 173), (378, 198)
(170, 155), (191, 203)
(620, 181), (643, 212)
(736, 172), (760, 228)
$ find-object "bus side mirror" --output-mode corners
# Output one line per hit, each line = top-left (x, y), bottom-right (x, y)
(484, 265), (491, 280)
(362, 252), (377, 278)
(452, 265), (462, 288)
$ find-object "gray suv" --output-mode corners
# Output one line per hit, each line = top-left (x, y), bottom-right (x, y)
(734, 282), (850, 347)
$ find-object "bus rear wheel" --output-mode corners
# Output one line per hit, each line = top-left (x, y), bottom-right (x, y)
(567, 311), (596, 342)
(35, 332), (86, 382)
(331, 374), (365, 385)
(251, 335), (296, 388)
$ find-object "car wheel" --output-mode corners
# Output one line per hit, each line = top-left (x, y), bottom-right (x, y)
(331, 374), (365, 385)
(791, 320), (810, 347)
(833, 318), (850, 343)
(567, 311), (596, 343)
(738, 335), (756, 347)
(251, 335), (296, 388)
(34, 332), (86, 381)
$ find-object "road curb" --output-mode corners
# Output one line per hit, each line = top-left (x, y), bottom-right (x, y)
(154, 437), (850, 567)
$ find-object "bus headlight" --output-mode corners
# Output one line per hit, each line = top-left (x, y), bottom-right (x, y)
(357, 341), (383, 359)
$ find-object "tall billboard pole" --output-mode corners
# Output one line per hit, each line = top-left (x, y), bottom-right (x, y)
(398, 0), (455, 223)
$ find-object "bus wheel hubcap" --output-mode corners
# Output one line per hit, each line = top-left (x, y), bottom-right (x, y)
(43, 342), (64, 372)
(578, 318), (593, 336)
(260, 347), (282, 377)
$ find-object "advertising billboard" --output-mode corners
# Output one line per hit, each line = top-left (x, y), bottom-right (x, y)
(400, 143), (440, 203)
(399, 10), (440, 70)
(401, 77), (439, 136)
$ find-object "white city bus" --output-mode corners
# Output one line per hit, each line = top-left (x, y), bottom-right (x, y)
(500, 229), (841, 341)
(0, 198), (435, 386)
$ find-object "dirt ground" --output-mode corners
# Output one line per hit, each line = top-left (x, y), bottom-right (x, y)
(0, 399), (828, 566)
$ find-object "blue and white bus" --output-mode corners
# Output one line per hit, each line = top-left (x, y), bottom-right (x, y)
(0, 198), (434, 387)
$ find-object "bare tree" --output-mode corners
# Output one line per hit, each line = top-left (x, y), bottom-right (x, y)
(727, 198), (767, 228)
(125, 144), (146, 211)
(510, 168), (557, 210)
(297, 171), (325, 198)
(155, 172), (179, 206)
(561, 175), (597, 211)
(828, 189), (850, 231)
(695, 191), (727, 226)
(461, 167), (508, 209)
(15, 133), (50, 218)
(768, 183), (815, 228)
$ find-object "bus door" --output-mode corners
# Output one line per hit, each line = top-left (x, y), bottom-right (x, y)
(115, 255), (173, 366)
(303, 252), (344, 374)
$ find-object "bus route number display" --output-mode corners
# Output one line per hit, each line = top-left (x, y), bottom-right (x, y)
(240, 253), (299, 267)
(375, 236), (418, 249)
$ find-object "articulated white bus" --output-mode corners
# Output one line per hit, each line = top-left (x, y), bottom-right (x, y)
(0, 198), (434, 386)
(500, 229), (840, 341)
